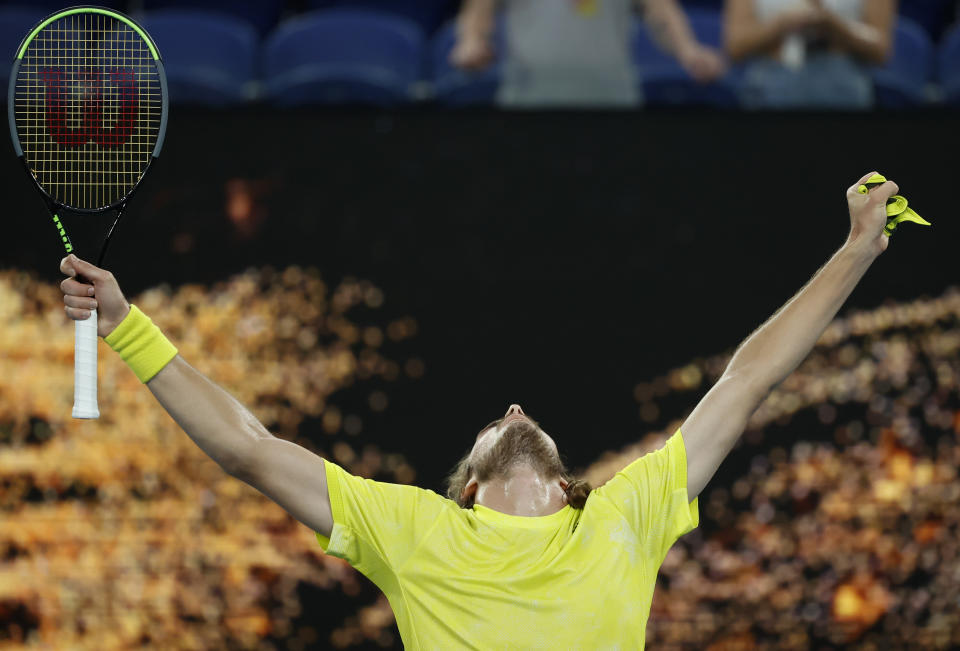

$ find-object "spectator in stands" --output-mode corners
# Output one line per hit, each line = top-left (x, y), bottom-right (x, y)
(724, 0), (897, 110)
(450, 0), (726, 108)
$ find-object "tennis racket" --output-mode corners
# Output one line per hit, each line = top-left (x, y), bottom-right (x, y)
(8, 6), (168, 419)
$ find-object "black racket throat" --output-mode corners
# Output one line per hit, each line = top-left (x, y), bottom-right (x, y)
(21, 154), (137, 269)
(47, 200), (129, 268)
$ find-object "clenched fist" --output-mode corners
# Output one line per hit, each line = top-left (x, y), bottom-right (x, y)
(846, 171), (898, 256)
(60, 254), (130, 337)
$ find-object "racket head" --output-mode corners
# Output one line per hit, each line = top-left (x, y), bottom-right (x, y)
(7, 6), (168, 214)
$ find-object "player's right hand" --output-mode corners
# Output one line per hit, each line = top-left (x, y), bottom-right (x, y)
(59, 254), (130, 338)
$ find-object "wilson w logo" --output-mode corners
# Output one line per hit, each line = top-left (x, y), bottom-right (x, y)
(41, 68), (138, 149)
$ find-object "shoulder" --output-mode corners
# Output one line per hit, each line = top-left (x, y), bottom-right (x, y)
(324, 458), (455, 513)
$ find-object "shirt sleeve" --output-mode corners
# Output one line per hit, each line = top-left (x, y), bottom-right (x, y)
(592, 430), (699, 565)
(314, 459), (450, 586)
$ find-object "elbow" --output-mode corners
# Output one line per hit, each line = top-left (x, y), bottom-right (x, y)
(718, 368), (773, 409)
(221, 436), (263, 479)
(225, 414), (276, 478)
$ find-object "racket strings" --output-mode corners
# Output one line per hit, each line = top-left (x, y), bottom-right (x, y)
(13, 11), (162, 211)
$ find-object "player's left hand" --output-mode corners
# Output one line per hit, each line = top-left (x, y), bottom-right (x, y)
(846, 171), (898, 255)
(677, 43), (727, 83)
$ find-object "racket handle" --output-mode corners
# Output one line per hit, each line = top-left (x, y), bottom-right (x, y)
(72, 308), (100, 419)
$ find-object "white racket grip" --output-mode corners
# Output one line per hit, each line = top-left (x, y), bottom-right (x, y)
(72, 307), (100, 419)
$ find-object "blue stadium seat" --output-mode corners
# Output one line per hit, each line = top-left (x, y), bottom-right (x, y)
(140, 10), (258, 106)
(306, 0), (459, 36)
(632, 8), (738, 108)
(871, 17), (934, 108)
(142, 0), (285, 35)
(262, 9), (426, 107)
(938, 23), (960, 106)
(898, 0), (953, 41)
(429, 17), (504, 107)
(0, 7), (48, 97)
(679, 0), (724, 9)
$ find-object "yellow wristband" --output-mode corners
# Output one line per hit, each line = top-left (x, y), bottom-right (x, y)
(104, 305), (178, 383)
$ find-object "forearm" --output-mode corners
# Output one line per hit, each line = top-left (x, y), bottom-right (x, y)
(725, 13), (798, 61)
(146, 355), (269, 476)
(457, 0), (496, 43)
(725, 238), (878, 398)
(823, 13), (889, 64)
(642, 0), (699, 57)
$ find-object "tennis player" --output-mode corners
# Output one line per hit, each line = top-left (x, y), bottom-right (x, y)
(60, 172), (898, 648)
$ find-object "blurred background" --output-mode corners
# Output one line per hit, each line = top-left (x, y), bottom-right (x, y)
(2, 0), (960, 649)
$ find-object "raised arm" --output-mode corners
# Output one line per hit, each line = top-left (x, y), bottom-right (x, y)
(59, 256), (333, 537)
(681, 172), (897, 502)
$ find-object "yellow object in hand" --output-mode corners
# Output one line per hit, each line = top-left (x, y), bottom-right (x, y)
(857, 173), (931, 236)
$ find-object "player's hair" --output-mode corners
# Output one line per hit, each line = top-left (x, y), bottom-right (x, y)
(444, 451), (592, 510)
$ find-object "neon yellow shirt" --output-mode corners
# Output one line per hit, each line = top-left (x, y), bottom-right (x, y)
(316, 430), (698, 649)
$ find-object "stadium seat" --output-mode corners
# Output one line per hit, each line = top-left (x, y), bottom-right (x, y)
(871, 17), (934, 108)
(898, 0), (953, 41)
(305, 0), (459, 36)
(429, 17), (505, 107)
(142, 0), (285, 35)
(632, 8), (739, 108)
(679, 0), (724, 10)
(140, 10), (258, 106)
(939, 23), (960, 106)
(262, 9), (426, 107)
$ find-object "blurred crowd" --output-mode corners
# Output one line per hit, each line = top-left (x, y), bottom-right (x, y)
(451, 0), (894, 109)
(451, 0), (725, 107)
(725, 0), (893, 109)
(5, 0), (960, 109)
